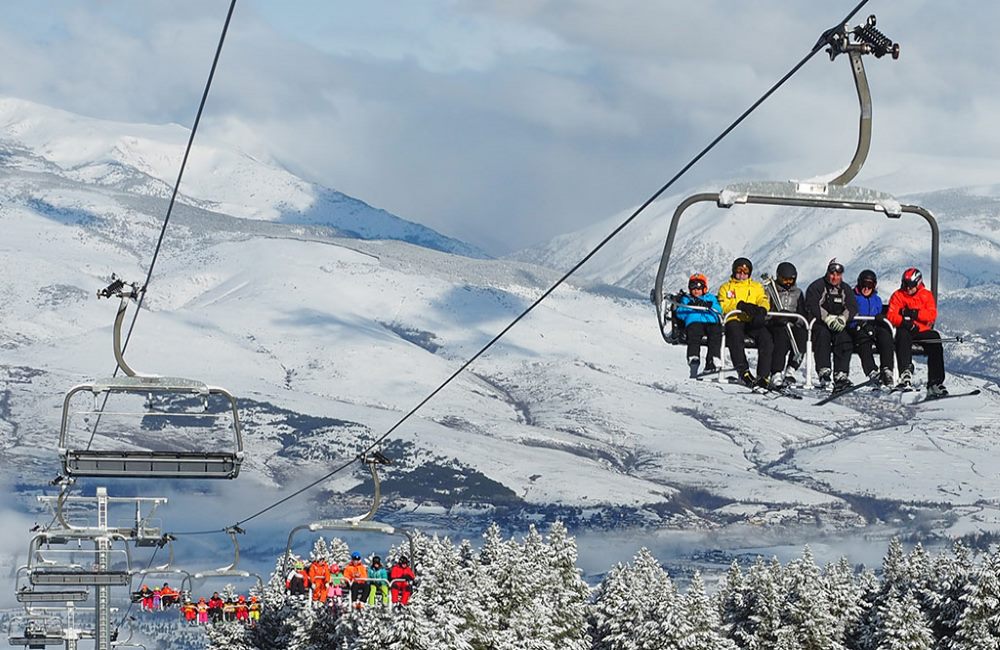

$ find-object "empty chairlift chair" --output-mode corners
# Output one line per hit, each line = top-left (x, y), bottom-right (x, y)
(59, 277), (245, 479)
(652, 16), (940, 388)
(14, 565), (89, 604)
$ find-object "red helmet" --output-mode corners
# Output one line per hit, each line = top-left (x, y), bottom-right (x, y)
(688, 273), (709, 291)
(901, 267), (923, 289)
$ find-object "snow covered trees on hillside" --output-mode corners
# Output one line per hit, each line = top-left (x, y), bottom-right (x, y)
(216, 526), (1000, 650)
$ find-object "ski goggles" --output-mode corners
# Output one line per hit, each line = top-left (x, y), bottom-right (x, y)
(688, 280), (707, 291)
(827, 263), (845, 275)
(777, 276), (796, 288)
(858, 280), (876, 290)
(733, 265), (751, 276)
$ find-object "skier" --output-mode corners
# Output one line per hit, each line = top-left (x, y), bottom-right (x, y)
(673, 273), (723, 376)
(327, 563), (346, 610)
(390, 556), (416, 606)
(159, 583), (179, 608)
(248, 596), (261, 626)
(223, 597), (236, 622)
(343, 551), (368, 606)
(181, 599), (197, 625)
(285, 560), (310, 597)
(235, 595), (249, 623)
(849, 269), (895, 386)
(887, 267), (947, 395)
(716, 257), (773, 387)
(805, 258), (858, 390)
(763, 261), (808, 386)
(196, 597), (209, 625)
(367, 555), (390, 605)
(207, 592), (225, 623)
(308, 555), (331, 602)
(138, 584), (154, 612)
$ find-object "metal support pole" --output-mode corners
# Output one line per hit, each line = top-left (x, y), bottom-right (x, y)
(96, 487), (110, 650)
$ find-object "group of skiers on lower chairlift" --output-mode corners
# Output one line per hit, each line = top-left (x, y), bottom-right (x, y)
(132, 583), (261, 626)
(671, 257), (949, 397)
(285, 551), (416, 608)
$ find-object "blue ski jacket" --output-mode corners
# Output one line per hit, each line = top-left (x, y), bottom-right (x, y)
(675, 293), (723, 326)
(851, 288), (883, 329)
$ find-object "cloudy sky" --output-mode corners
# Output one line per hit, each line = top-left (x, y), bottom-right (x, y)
(2, 1), (998, 254)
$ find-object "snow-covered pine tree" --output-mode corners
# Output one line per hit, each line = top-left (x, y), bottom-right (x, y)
(309, 537), (329, 562)
(503, 525), (567, 650)
(678, 571), (737, 650)
(874, 587), (933, 650)
(541, 521), (591, 650)
(843, 569), (880, 650)
(718, 560), (749, 642)
(249, 556), (299, 649)
(327, 537), (351, 566)
(205, 620), (253, 650)
(824, 557), (863, 644)
(928, 540), (974, 647)
(731, 556), (787, 649)
(399, 533), (474, 649)
(952, 549), (1000, 650)
(377, 599), (445, 650)
(781, 546), (846, 650)
(590, 547), (681, 650)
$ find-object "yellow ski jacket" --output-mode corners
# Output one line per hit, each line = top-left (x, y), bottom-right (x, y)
(716, 277), (770, 323)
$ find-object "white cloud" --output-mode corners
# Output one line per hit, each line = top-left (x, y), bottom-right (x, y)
(1, 1), (999, 253)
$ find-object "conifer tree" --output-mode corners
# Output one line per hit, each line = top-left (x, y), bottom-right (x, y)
(591, 547), (680, 650)
(952, 549), (1000, 649)
(875, 588), (933, 650)
(782, 547), (846, 650)
(679, 571), (737, 650)
(928, 540), (974, 647)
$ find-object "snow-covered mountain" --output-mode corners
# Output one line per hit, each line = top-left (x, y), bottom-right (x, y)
(0, 97), (485, 258)
(3, 99), (1000, 607)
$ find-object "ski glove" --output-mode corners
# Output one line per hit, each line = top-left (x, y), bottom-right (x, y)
(737, 301), (767, 327)
(901, 307), (919, 320)
(823, 314), (847, 332)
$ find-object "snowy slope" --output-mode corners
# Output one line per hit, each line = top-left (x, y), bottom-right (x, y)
(0, 97), (485, 258)
(3, 101), (1000, 601)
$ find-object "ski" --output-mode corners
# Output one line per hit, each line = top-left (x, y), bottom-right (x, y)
(694, 367), (731, 379)
(726, 376), (802, 399)
(812, 377), (880, 406)
(916, 389), (981, 404)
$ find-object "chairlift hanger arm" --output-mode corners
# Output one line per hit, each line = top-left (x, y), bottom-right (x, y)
(819, 15), (901, 187)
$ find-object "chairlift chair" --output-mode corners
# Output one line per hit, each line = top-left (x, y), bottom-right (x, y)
(28, 534), (132, 587)
(58, 277), (245, 479)
(282, 453), (416, 576)
(652, 16), (940, 381)
(179, 527), (264, 597)
(14, 565), (89, 604)
(7, 613), (65, 648)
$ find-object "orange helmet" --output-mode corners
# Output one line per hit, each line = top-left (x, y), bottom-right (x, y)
(688, 274), (709, 291)
(238, 595), (246, 601)
(250, 596), (258, 602)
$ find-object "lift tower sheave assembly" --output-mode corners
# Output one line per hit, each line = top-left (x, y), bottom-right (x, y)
(653, 16), (939, 349)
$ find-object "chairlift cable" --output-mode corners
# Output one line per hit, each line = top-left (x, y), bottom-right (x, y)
(83, 0), (238, 453)
(216, 0), (875, 531)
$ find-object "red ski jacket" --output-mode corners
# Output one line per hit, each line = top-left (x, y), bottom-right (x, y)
(887, 285), (937, 333)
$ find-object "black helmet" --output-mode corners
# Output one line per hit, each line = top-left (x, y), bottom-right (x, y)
(732, 257), (753, 277)
(776, 262), (797, 287)
(372, 555), (381, 565)
(399, 556), (409, 565)
(857, 269), (877, 288)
